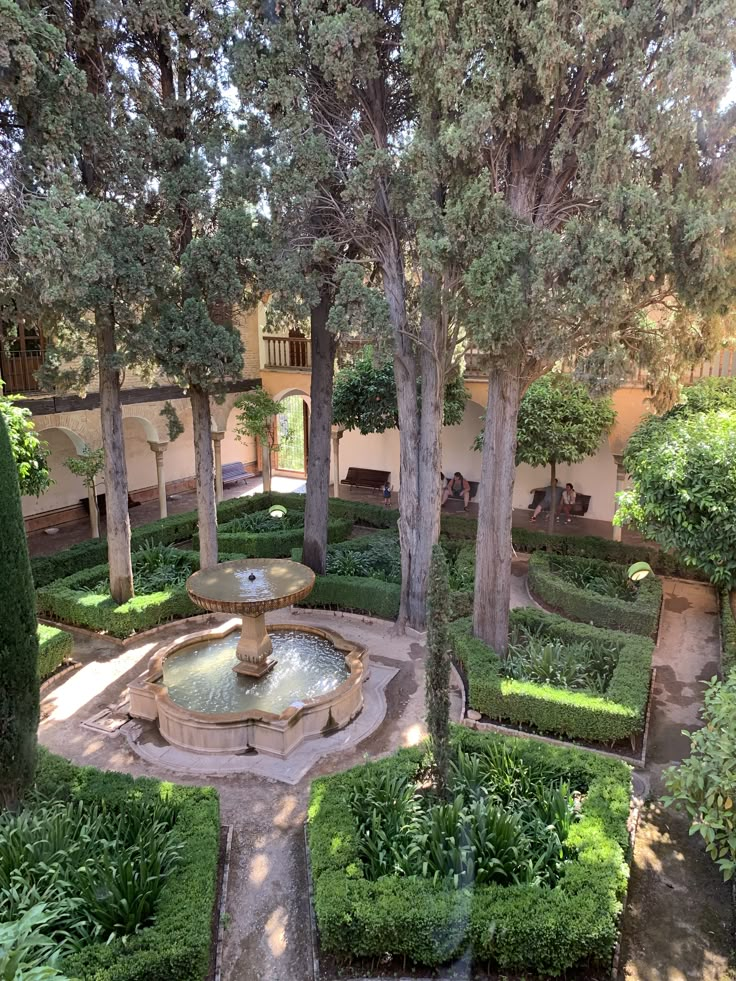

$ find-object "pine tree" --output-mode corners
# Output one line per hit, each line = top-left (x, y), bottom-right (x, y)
(0, 413), (40, 810)
(426, 545), (451, 799)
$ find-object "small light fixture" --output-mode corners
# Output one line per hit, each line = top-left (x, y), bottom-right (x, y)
(269, 504), (288, 520)
(627, 561), (653, 582)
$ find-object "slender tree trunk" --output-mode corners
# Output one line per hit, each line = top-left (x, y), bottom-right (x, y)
(548, 459), (557, 531)
(473, 363), (522, 655)
(262, 435), (272, 492)
(96, 311), (133, 603)
(303, 288), (336, 574)
(87, 484), (100, 539)
(191, 385), (218, 569)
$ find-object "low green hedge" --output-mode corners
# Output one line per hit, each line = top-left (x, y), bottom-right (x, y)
(209, 516), (353, 557)
(33, 749), (219, 981)
(450, 608), (653, 744)
(721, 590), (736, 676)
(37, 551), (240, 639)
(528, 552), (662, 637)
(37, 624), (73, 681)
(309, 728), (630, 974)
(297, 574), (401, 620)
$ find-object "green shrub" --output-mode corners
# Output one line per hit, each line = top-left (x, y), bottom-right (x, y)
(450, 608), (653, 744)
(504, 621), (619, 695)
(663, 673), (736, 881)
(309, 729), (630, 974)
(720, 591), (736, 676)
(0, 904), (70, 978)
(528, 552), (662, 636)
(30, 750), (219, 981)
(211, 516), (352, 557)
(37, 626), (73, 682)
(298, 575), (401, 620)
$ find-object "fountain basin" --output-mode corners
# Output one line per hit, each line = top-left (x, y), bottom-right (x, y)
(128, 619), (367, 757)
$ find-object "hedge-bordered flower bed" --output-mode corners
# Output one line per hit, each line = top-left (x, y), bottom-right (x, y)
(33, 750), (219, 981)
(528, 552), (662, 637)
(308, 728), (630, 975)
(721, 590), (736, 676)
(208, 515), (353, 557)
(450, 608), (653, 744)
(36, 551), (244, 639)
(37, 624), (73, 680)
(297, 573), (402, 620)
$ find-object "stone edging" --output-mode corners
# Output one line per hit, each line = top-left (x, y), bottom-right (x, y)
(611, 797), (644, 979)
(213, 825), (234, 981)
(39, 660), (82, 696)
(304, 825), (319, 981)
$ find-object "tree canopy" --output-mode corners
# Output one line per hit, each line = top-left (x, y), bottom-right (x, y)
(0, 391), (51, 498)
(617, 409), (736, 588)
(664, 378), (736, 420)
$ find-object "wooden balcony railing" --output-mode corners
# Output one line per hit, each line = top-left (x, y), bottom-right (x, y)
(0, 350), (45, 394)
(262, 334), (311, 370)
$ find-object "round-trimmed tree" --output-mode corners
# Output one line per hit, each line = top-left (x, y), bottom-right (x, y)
(0, 412), (40, 809)
(617, 408), (736, 588)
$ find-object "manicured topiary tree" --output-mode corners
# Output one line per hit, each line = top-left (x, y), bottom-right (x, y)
(426, 545), (451, 798)
(0, 413), (40, 809)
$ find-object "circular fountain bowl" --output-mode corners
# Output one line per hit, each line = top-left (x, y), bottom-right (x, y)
(128, 621), (367, 758)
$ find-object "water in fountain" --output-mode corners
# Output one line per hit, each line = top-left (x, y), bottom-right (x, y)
(162, 629), (350, 715)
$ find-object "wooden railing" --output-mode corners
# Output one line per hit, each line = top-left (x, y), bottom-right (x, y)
(0, 350), (45, 394)
(262, 334), (311, 370)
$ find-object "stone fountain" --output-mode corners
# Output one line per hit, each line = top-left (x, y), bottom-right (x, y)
(185, 559), (315, 677)
(128, 557), (367, 757)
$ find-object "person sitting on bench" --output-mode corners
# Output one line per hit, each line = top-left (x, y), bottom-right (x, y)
(442, 471), (471, 511)
(558, 482), (577, 523)
(531, 483), (563, 522)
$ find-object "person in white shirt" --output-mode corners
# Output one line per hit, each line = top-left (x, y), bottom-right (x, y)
(559, 482), (577, 524)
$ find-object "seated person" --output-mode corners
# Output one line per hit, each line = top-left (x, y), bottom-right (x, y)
(442, 471), (471, 511)
(558, 482), (577, 523)
(530, 483), (563, 522)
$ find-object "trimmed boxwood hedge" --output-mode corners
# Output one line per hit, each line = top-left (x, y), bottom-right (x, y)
(721, 590), (736, 676)
(209, 516), (353, 557)
(297, 574), (401, 620)
(37, 624), (73, 681)
(450, 608), (653, 744)
(33, 749), (219, 981)
(308, 728), (630, 975)
(37, 551), (241, 639)
(528, 552), (662, 637)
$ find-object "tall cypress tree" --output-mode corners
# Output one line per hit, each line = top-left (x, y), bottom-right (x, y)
(0, 413), (40, 810)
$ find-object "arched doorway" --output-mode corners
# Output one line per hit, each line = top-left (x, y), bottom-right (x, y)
(275, 394), (309, 476)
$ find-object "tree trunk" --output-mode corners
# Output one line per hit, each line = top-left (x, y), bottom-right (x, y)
(473, 363), (522, 655)
(191, 385), (218, 569)
(548, 459), (557, 531)
(96, 311), (133, 603)
(302, 287), (336, 574)
(87, 484), (100, 539)
(261, 435), (272, 492)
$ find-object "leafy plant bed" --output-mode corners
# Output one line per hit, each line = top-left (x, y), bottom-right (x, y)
(720, 590), (736, 675)
(36, 547), (243, 639)
(210, 511), (353, 557)
(308, 729), (631, 976)
(450, 608), (653, 745)
(37, 624), (73, 681)
(528, 552), (662, 637)
(3, 749), (219, 981)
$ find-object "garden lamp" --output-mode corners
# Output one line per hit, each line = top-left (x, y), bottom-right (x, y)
(627, 561), (653, 582)
(269, 504), (288, 520)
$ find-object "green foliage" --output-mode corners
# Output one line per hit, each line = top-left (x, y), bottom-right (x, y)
(665, 379), (736, 419)
(0, 413), (39, 808)
(37, 626), (73, 683)
(663, 674), (736, 881)
(213, 517), (352, 558)
(426, 546), (451, 796)
(332, 348), (469, 433)
(0, 904), (71, 980)
(528, 552), (662, 637)
(0, 392), (51, 498)
(325, 535), (402, 583)
(721, 591), (736, 676)
(450, 609), (653, 744)
(474, 375), (616, 468)
(617, 409), (736, 587)
(63, 447), (104, 490)
(32, 750), (219, 981)
(0, 799), (180, 954)
(159, 403), (184, 443)
(504, 622), (619, 696)
(308, 730), (631, 973)
(224, 509), (303, 533)
(233, 390), (285, 449)
(297, 575), (401, 620)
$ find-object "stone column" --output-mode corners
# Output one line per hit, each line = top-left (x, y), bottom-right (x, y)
(612, 456), (626, 542)
(212, 430), (225, 503)
(148, 441), (169, 519)
(331, 427), (344, 498)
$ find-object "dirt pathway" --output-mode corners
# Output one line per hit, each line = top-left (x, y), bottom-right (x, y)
(618, 579), (733, 981)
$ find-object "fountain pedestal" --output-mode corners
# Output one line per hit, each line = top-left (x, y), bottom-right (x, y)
(234, 614), (275, 676)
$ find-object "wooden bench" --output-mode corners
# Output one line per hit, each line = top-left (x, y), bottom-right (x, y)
(442, 479), (480, 509)
(341, 467), (391, 493)
(222, 462), (254, 488)
(530, 487), (591, 517)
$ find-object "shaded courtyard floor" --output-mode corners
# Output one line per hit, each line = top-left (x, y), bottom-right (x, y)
(36, 569), (733, 980)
